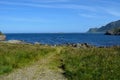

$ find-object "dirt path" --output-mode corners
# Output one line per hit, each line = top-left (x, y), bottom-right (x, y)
(0, 48), (67, 80)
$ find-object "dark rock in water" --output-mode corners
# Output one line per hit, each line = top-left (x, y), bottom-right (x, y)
(114, 28), (120, 35)
(105, 31), (114, 35)
(105, 28), (120, 35)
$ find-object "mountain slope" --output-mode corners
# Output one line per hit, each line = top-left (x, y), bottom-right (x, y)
(88, 20), (120, 33)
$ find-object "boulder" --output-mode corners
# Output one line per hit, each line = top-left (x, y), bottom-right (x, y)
(64, 43), (94, 48)
(0, 35), (6, 41)
(105, 31), (114, 35)
(105, 28), (120, 35)
(7, 40), (26, 44)
(34, 42), (41, 45)
(76, 43), (93, 48)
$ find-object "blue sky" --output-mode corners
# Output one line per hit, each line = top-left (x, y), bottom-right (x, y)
(0, 0), (120, 33)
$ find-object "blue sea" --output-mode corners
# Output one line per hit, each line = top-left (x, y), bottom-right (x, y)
(5, 33), (120, 46)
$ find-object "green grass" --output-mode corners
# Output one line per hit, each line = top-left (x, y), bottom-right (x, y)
(0, 43), (120, 80)
(61, 47), (120, 80)
(0, 43), (56, 75)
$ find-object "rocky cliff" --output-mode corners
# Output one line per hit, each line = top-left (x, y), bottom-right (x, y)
(105, 28), (120, 35)
(88, 20), (120, 33)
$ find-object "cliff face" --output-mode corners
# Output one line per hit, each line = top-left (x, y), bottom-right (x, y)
(105, 28), (120, 35)
(87, 20), (120, 33)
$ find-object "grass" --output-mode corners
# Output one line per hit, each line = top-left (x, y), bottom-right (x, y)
(0, 43), (56, 75)
(61, 47), (120, 80)
(0, 43), (120, 80)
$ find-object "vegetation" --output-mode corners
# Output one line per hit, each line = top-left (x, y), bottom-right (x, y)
(61, 47), (120, 80)
(0, 43), (56, 74)
(87, 28), (98, 33)
(0, 43), (120, 80)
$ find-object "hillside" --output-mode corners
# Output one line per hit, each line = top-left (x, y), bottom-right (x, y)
(88, 20), (120, 33)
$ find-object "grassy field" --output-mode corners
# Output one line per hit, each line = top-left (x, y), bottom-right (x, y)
(0, 43), (56, 75)
(61, 47), (120, 80)
(0, 43), (120, 80)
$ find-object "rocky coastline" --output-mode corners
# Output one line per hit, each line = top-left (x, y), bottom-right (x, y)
(0, 33), (119, 48)
(1, 39), (119, 48)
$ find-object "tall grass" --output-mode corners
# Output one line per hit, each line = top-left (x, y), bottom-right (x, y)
(0, 43), (56, 75)
(0, 42), (120, 80)
(61, 47), (120, 80)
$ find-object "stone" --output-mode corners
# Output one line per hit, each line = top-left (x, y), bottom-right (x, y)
(7, 40), (26, 44)
(34, 42), (40, 45)
(0, 35), (6, 41)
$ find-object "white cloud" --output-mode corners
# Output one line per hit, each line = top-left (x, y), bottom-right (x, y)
(79, 13), (98, 18)
(30, 0), (69, 3)
(2, 0), (120, 18)
(0, 1), (52, 8)
(98, 7), (120, 17)
(0, 1), (95, 12)
(56, 4), (95, 11)
(0, 0), (70, 4)
(0, 16), (50, 23)
(99, 0), (120, 6)
(105, 9), (120, 17)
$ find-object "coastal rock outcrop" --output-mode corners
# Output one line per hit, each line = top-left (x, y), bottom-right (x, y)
(0, 31), (6, 41)
(6, 40), (27, 44)
(64, 43), (94, 48)
(105, 31), (114, 35)
(0, 35), (6, 41)
(105, 28), (120, 35)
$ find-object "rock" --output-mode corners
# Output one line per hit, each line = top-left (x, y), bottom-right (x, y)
(76, 43), (93, 48)
(34, 42), (40, 45)
(7, 40), (26, 44)
(105, 28), (120, 35)
(105, 31), (114, 35)
(0, 35), (6, 41)
(64, 43), (94, 48)
(72, 44), (77, 47)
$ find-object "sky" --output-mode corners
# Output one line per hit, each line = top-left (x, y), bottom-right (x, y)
(0, 0), (120, 33)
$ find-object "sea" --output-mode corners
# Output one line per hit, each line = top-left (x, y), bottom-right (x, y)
(5, 33), (120, 47)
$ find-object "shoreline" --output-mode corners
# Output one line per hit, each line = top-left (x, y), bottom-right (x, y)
(1, 39), (120, 48)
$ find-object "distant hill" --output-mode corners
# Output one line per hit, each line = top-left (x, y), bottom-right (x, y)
(87, 20), (120, 33)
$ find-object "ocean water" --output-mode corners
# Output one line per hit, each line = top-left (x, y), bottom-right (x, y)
(5, 33), (120, 46)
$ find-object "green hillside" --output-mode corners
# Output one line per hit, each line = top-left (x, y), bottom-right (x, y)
(88, 20), (120, 33)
